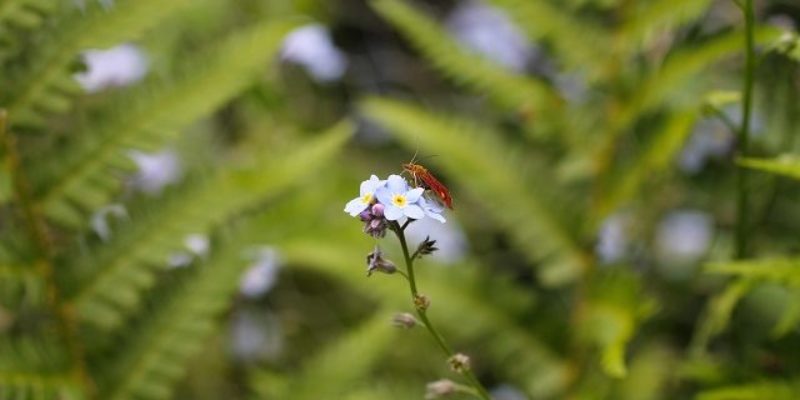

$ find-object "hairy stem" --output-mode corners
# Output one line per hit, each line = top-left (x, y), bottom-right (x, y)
(735, 0), (755, 259)
(390, 221), (492, 400)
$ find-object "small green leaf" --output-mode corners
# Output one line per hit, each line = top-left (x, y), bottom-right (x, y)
(738, 155), (800, 181)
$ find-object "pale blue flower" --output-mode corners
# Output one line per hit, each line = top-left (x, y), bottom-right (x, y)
(344, 175), (386, 216)
(418, 196), (446, 223)
(375, 175), (424, 221)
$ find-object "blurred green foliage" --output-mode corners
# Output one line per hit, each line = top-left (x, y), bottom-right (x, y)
(0, 0), (800, 399)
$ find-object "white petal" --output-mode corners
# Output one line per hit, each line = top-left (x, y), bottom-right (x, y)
(344, 197), (368, 216)
(384, 205), (404, 221)
(364, 175), (387, 193)
(386, 174), (409, 193)
(405, 187), (424, 203)
(422, 196), (444, 213)
(404, 205), (425, 220)
(359, 178), (373, 196)
(375, 187), (392, 205)
(427, 212), (447, 223)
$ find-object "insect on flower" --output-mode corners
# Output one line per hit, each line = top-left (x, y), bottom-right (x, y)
(402, 161), (453, 210)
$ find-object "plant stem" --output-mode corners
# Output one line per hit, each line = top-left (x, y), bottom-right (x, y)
(390, 221), (492, 400)
(735, 0), (755, 259)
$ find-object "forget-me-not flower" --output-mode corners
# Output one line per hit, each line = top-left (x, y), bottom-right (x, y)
(418, 196), (446, 223)
(344, 175), (386, 216)
(375, 175), (425, 221)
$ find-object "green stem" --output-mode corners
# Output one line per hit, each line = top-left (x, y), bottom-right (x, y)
(735, 0), (755, 259)
(390, 221), (492, 400)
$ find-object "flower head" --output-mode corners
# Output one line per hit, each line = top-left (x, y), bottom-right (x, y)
(344, 175), (386, 217)
(425, 379), (458, 399)
(448, 353), (471, 374)
(375, 175), (425, 221)
(366, 246), (397, 276)
(345, 174), (448, 236)
(392, 312), (418, 329)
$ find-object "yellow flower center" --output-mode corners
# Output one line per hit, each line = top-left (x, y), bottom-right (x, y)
(361, 193), (374, 204)
(391, 194), (407, 208)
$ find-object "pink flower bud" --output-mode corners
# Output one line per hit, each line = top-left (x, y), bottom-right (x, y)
(371, 203), (385, 217)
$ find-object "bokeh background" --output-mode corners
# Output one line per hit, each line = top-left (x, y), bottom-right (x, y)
(2, 0), (800, 399)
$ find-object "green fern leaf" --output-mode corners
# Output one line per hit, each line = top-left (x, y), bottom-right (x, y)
(360, 97), (587, 285)
(580, 272), (653, 378)
(706, 258), (800, 286)
(619, 0), (713, 53)
(696, 380), (800, 400)
(594, 111), (698, 220)
(96, 239), (251, 400)
(689, 279), (753, 356)
(30, 20), (298, 227)
(63, 123), (351, 330)
(0, 0), (56, 32)
(0, 372), (83, 400)
(250, 311), (397, 400)
(0, 264), (45, 308)
(5, 0), (194, 126)
(769, 31), (800, 63)
(738, 155), (800, 181)
(610, 27), (783, 135)
(370, 0), (563, 137)
(487, 0), (609, 78)
(771, 288), (800, 339)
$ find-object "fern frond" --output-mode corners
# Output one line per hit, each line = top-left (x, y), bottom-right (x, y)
(5, 0), (194, 126)
(738, 155), (800, 181)
(582, 272), (653, 378)
(593, 304), (634, 378)
(768, 31), (800, 63)
(360, 97), (587, 285)
(30, 20), (298, 227)
(689, 279), (753, 356)
(696, 380), (800, 400)
(0, 0), (56, 33)
(63, 123), (351, 330)
(619, 0), (713, 53)
(771, 288), (800, 338)
(95, 239), (248, 400)
(250, 311), (397, 400)
(0, 264), (44, 307)
(611, 27), (782, 134)
(594, 111), (698, 220)
(487, 0), (609, 77)
(705, 258), (800, 286)
(370, 0), (563, 137)
(0, 333), (70, 374)
(0, 372), (82, 400)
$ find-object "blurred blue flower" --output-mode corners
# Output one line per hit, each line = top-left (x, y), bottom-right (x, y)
(375, 175), (425, 221)
(75, 43), (149, 93)
(344, 175), (386, 216)
(128, 149), (182, 195)
(281, 24), (348, 83)
(446, 0), (533, 72)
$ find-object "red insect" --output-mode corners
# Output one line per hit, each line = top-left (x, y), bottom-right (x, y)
(403, 162), (454, 210)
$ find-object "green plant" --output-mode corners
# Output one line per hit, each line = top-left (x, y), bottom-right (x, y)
(0, 1), (353, 398)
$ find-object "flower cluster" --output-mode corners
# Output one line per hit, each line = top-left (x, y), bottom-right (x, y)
(344, 174), (446, 236)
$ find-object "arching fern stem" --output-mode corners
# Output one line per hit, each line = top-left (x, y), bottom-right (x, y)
(735, 0), (756, 259)
(389, 220), (492, 400)
(0, 110), (93, 396)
